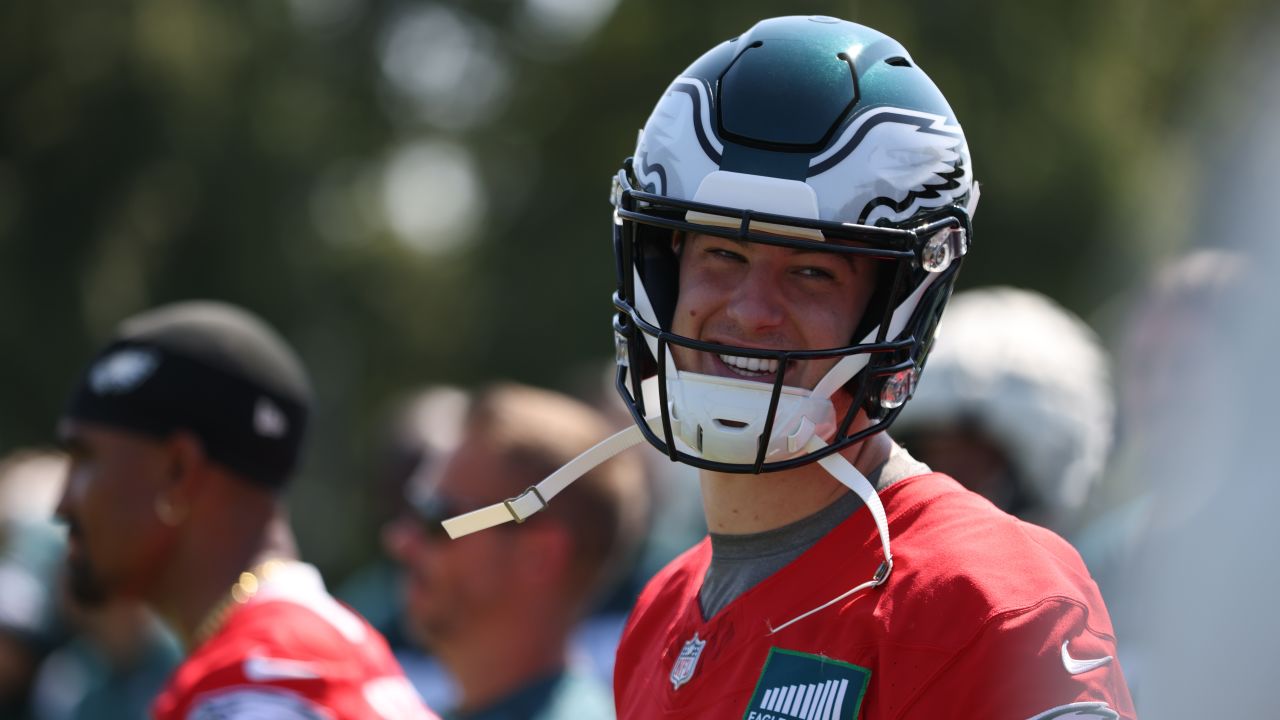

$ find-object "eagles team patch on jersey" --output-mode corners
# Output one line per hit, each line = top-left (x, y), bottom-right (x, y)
(743, 648), (870, 720)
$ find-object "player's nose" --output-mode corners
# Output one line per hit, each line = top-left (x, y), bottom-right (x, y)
(725, 263), (787, 333)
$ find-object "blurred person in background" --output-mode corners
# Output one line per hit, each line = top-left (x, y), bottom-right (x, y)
(384, 382), (648, 720)
(893, 286), (1114, 536)
(1072, 249), (1245, 709)
(29, 595), (180, 720)
(1110, 250), (1244, 491)
(1076, 249), (1243, 592)
(1126, 183), (1277, 712)
(1101, 6), (1280, 713)
(0, 451), (181, 720)
(54, 300), (438, 719)
(0, 451), (67, 719)
(339, 385), (472, 707)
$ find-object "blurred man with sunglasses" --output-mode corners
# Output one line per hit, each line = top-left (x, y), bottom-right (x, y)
(384, 382), (648, 720)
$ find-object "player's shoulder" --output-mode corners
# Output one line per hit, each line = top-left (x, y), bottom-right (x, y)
(155, 602), (426, 720)
(166, 686), (336, 720)
(161, 600), (372, 695)
(158, 677), (438, 720)
(156, 566), (405, 712)
(885, 473), (1105, 622)
(244, 590), (381, 647)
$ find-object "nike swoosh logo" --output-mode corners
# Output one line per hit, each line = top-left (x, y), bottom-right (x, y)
(1060, 640), (1113, 675)
(242, 656), (323, 682)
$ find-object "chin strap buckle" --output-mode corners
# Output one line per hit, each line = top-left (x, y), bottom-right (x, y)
(872, 559), (893, 586)
(441, 423), (648, 539)
(503, 486), (548, 523)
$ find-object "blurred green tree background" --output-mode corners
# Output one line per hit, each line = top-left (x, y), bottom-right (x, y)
(0, 0), (1265, 576)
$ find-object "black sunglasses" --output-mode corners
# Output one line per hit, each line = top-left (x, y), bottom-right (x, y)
(406, 494), (465, 540)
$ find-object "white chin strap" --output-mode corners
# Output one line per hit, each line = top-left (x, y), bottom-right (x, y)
(768, 435), (893, 634)
(440, 421), (895, 634)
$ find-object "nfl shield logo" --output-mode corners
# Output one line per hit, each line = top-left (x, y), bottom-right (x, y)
(670, 633), (707, 690)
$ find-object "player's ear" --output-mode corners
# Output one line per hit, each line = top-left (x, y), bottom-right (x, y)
(166, 431), (207, 483)
(153, 431), (208, 525)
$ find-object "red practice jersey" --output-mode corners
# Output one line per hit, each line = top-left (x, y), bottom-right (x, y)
(615, 473), (1135, 720)
(153, 562), (439, 720)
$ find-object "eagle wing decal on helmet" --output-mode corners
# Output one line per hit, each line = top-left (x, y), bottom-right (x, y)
(807, 108), (971, 226)
(634, 78), (722, 198)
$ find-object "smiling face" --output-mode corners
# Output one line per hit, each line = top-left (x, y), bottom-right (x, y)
(670, 233), (879, 391)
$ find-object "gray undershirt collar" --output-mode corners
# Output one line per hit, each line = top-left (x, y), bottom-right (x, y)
(699, 444), (929, 619)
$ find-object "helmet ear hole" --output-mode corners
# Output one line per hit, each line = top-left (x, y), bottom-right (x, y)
(850, 260), (906, 343)
(635, 223), (682, 331)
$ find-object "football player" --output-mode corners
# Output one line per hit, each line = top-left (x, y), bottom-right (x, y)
(443, 15), (1135, 720)
(55, 301), (439, 720)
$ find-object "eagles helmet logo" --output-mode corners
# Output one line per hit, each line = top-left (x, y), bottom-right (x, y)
(806, 107), (968, 225)
(89, 348), (160, 395)
(636, 97), (969, 229)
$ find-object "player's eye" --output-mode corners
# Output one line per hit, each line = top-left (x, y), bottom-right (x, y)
(794, 266), (836, 280)
(705, 246), (747, 263)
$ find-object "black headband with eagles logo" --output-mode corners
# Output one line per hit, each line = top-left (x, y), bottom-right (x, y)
(62, 302), (312, 489)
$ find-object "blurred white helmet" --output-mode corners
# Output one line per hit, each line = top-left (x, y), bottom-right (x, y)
(896, 287), (1113, 523)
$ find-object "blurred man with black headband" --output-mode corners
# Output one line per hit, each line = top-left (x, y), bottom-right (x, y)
(56, 300), (438, 719)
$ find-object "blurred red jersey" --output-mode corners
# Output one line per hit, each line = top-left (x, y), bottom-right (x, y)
(153, 562), (438, 720)
(615, 473), (1135, 720)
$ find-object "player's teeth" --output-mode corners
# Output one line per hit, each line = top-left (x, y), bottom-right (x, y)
(718, 354), (779, 374)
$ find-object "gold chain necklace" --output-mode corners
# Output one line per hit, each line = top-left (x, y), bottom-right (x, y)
(191, 558), (289, 647)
